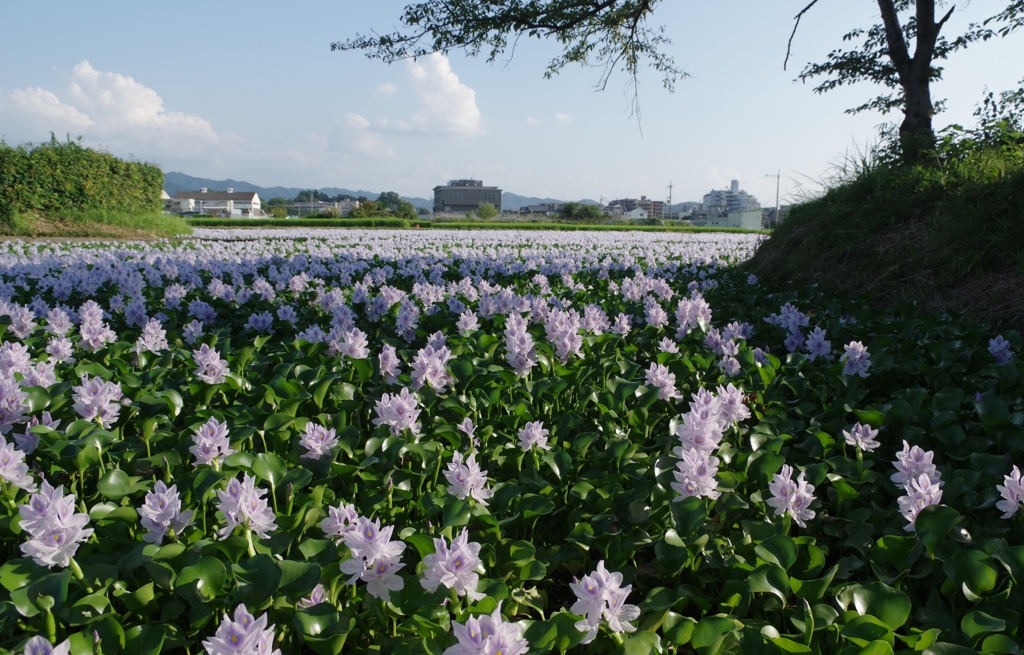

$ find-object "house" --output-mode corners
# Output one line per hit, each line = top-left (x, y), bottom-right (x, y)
(694, 209), (762, 229)
(171, 188), (263, 217)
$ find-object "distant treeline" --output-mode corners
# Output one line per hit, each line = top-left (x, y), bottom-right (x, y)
(0, 136), (162, 224)
(186, 218), (426, 229)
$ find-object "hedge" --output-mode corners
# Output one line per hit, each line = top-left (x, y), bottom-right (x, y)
(0, 136), (163, 225)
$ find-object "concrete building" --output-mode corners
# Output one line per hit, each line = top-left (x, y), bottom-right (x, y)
(172, 188), (263, 217)
(433, 179), (502, 215)
(702, 180), (760, 219)
(521, 203), (564, 215)
(695, 209), (763, 230)
(607, 195), (664, 218)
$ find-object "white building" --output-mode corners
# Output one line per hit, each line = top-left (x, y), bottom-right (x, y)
(702, 180), (760, 218)
(172, 188), (263, 217)
(697, 209), (763, 230)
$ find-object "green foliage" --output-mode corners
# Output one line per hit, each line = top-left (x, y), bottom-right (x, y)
(0, 135), (163, 226)
(3, 209), (191, 239)
(186, 217), (415, 229)
(747, 132), (1024, 326)
(561, 201), (604, 222)
(269, 206), (288, 219)
(474, 202), (498, 220)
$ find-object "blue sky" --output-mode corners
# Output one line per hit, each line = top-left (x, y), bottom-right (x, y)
(2, 1), (1021, 205)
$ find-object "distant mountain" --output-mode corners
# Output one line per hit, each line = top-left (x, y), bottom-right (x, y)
(162, 171), (601, 213)
(502, 192), (601, 211)
(162, 172), (433, 210)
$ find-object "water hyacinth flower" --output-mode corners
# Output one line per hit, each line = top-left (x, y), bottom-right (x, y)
(891, 441), (941, 488)
(989, 335), (1015, 365)
(569, 560), (640, 644)
(22, 636), (71, 655)
(444, 451), (492, 504)
(18, 479), (93, 568)
(190, 417), (235, 469)
(321, 501), (360, 543)
(216, 473), (278, 542)
(139, 481), (194, 545)
(645, 363), (682, 401)
(202, 604), (281, 655)
(72, 374), (124, 428)
(671, 448), (721, 500)
(411, 343), (455, 393)
(658, 337), (680, 353)
(193, 344), (229, 384)
(898, 473), (943, 532)
(378, 344), (401, 384)
(0, 434), (36, 492)
(298, 583), (328, 608)
(372, 387), (422, 436)
(135, 318), (169, 355)
(445, 602), (529, 655)
(766, 465), (816, 528)
(517, 421), (551, 451)
(456, 310), (480, 335)
(843, 422), (880, 452)
(299, 421), (338, 460)
(996, 466), (1024, 519)
(841, 341), (871, 377)
(338, 516), (407, 601)
(45, 336), (75, 363)
(420, 527), (485, 601)
(804, 327), (833, 361)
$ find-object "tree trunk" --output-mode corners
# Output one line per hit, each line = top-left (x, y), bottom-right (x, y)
(899, 62), (936, 163)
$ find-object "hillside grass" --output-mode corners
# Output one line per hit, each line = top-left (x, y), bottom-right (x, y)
(2, 210), (192, 240)
(747, 141), (1024, 327)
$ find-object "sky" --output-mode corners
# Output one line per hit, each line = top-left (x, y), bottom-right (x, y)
(1, 1), (1022, 206)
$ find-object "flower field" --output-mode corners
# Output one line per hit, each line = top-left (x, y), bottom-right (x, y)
(0, 228), (1022, 655)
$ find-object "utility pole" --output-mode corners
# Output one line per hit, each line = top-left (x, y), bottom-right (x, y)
(666, 181), (673, 220)
(765, 170), (780, 229)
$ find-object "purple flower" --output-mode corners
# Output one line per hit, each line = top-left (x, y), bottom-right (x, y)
(645, 363), (681, 401)
(190, 417), (235, 469)
(444, 452), (492, 504)
(446, 602), (529, 655)
(202, 604), (281, 655)
(372, 387), (421, 436)
(841, 341), (871, 377)
(767, 464), (816, 528)
(299, 422), (338, 460)
(569, 560), (640, 644)
(804, 327), (832, 361)
(671, 448), (720, 500)
(321, 502), (360, 543)
(0, 434), (36, 492)
(72, 374), (123, 428)
(18, 479), (93, 568)
(22, 636), (71, 655)
(420, 527), (484, 601)
(139, 481), (193, 544)
(517, 421), (551, 452)
(989, 335), (1015, 365)
(898, 473), (943, 532)
(843, 422), (880, 452)
(298, 583), (328, 609)
(996, 466), (1024, 519)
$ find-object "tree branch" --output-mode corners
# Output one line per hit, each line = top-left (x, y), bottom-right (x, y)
(876, 0), (912, 79)
(784, 0), (821, 71)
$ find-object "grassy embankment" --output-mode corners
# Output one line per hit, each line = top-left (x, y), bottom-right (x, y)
(2, 209), (192, 240)
(747, 141), (1024, 327)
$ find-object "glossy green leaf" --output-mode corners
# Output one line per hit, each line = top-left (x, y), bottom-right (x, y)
(914, 505), (962, 559)
(96, 468), (133, 499)
(691, 616), (736, 655)
(755, 534), (798, 569)
(961, 610), (1005, 640)
(251, 451), (288, 487)
(852, 582), (911, 630)
(176, 557), (227, 601)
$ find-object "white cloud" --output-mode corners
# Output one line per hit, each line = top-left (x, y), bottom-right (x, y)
(375, 83), (398, 97)
(402, 53), (482, 136)
(0, 60), (220, 155)
(526, 113), (575, 127)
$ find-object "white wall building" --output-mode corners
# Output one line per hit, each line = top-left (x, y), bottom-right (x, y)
(702, 180), (760, 218)
(698, 209), (763, 230)
(172, 188), (263, 217)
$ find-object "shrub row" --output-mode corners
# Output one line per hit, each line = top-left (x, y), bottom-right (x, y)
(186, 218), (424, 229)
(0, 136), (163, 225)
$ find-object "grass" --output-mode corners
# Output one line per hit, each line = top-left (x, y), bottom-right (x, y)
(747, 140), (1024, 327)
(2, 209), (192, 240)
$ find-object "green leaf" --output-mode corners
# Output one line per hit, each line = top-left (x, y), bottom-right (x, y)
(842, 615), (894, 648)
(691, 616), (736, 655)
(858, 641), (895, 655)
(96, 469), (133, 500)
(944, 550), (1000, 595)
(769, 637), (812, 653)
(0, 559), (43, 591)
(278, 560), (322, 599)
(914, 505), (961, 559)
(980, 634), (1018, 654)
(960, 610), (1005, 641)
(671, 495), (707, 536)
(617, 631), (662, 655)
(176, 557), (227, 601)
(233, 554), (282, 608)
(124, 625), (167, 655)
(755, 534), (799, 569)
(748, 564), (790, 603)
(264, 413), (295, 431)
(852, 582), (912, 630)
(519, 494), (556, 518)
(443, 498), (472, 527)
(662, 613), (696, 646)
(251, 452), (288, 487)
